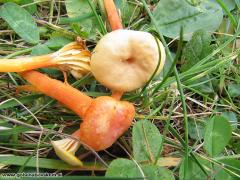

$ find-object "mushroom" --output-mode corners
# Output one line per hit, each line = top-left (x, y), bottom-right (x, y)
(91, 29), (166, 92)
(50, 96), (134, 166)
(20, 70), (135, 166)
(0, 41), (91, 79)
(79, 96), (135, 151)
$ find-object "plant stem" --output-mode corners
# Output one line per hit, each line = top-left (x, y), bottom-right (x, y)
(5, 48), (33, 59)
(49, 0), (54, 24)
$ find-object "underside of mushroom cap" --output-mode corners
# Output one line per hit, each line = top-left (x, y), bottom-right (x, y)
(52, 42), (91, 79)
(51, 138), (83, 166)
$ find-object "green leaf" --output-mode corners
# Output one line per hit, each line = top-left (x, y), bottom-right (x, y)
(179, 156), (210, 180)
(59, 13), (94, 24)
(215, 168), (237, 180)
(153, 0), (223, 40)
(0, 2), (39, 44)
(0, 94), (43, 110)
(106, 158), (174, 180)
(21, 177), (126, 180)
(188, 119), (205, 140)
(0, 120), (13, 142)
(181, 30), (213, 71)
(221, 111), (238, 130)
(0, 124), (55, 135)
(105, 158), (141, 178)
(0, 0), (21, 3)
(223, 0), (236, 11)
(115, 0), (141, 24)
(0, 0), (37, 14)
(132, 120), (162, 163)
(66, 0), (93, 18)
(189, 75), (215, 94)
(203, 116), (232, 157)
(219, 159), (240, 176)
(0, 155), (106, 171)
(142, 165), (175, 180)
(31, 44), (53, 56)
(0, 120), (12, 128)
(65, 0), (97, 38)
(185, 0), (202, 6)
(215, 159), (240, 180)
(228, 84), (240, 97)
(210, 0), (236, 12)
(20, 0), (37, 14)
(45, 37), (72, 50)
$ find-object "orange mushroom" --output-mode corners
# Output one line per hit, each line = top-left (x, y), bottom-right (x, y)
(21, 71), (135, 166)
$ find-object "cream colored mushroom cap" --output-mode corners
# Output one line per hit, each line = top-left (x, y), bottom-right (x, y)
(90, 29), (166, 92)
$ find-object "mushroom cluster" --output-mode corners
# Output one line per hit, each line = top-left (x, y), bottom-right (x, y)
(0, 0), (166, 166)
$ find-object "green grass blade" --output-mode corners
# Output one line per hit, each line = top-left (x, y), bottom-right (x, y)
(0, 155), (106, 171)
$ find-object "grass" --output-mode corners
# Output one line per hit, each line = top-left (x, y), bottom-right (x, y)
(0, 0), (240, 179)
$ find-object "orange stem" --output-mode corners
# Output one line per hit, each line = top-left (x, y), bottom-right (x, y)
(0, 55), (55, 72)
(20, 70), (93, 117)
(103, 0), (123, 31)
(111, 91), (123, 100)
(71, 129), (81, 138)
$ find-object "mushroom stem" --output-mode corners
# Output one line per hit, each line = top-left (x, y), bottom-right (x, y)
(20, 70), (93, 117)
(0, 42), (91, 78)
(0, 55), (54, 72)
(103, 0), (123, 30)
(111, 91), (123, 100)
